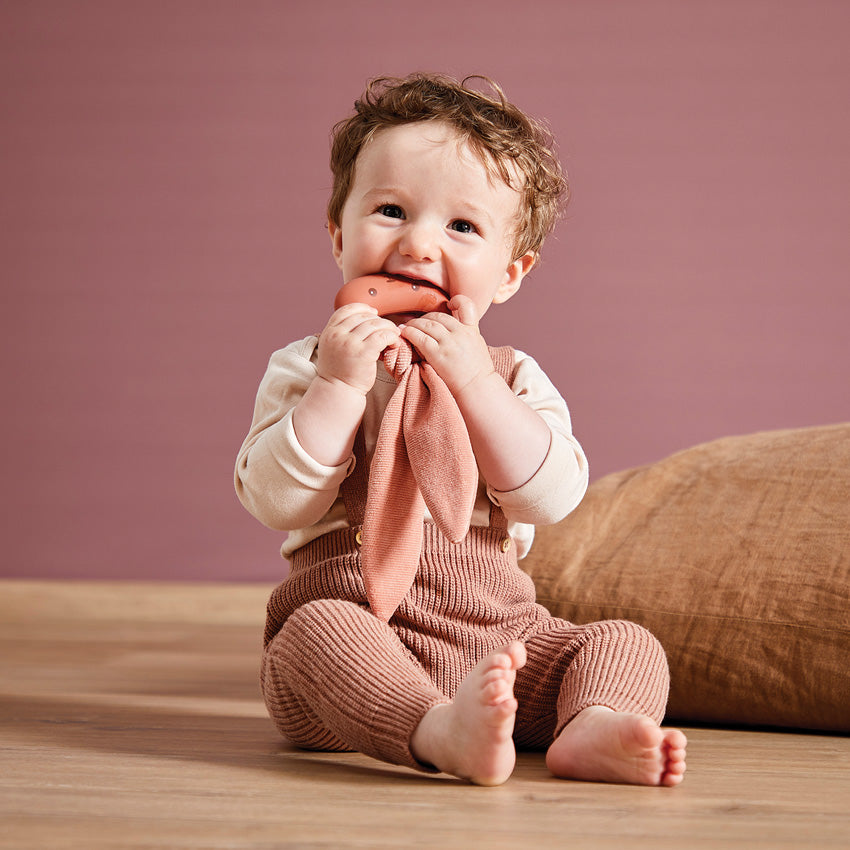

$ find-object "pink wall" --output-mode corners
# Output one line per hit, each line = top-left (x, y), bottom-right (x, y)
(2, 1), (848, 582)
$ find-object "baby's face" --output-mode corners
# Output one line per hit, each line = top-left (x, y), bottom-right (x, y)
(328, 121), (535, 321)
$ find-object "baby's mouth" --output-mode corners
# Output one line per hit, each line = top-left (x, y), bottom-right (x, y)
(386, 308), (434, 324)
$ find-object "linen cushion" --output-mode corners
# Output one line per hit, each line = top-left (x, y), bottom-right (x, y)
(522, 424), (850, 731)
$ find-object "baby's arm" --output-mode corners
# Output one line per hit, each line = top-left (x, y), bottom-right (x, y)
(456, 370), (551, 493)
(235, 305), (399, 530)
(484, 357), (588, 526)
(292, 303), (400, 467)
(400, 296), (554, 494)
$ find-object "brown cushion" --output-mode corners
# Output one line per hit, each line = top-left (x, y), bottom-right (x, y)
(522, 424), (850, 731)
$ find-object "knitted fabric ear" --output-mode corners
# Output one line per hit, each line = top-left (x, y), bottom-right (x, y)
(360, 340), (478, 622)
(404, 360), (477, 542)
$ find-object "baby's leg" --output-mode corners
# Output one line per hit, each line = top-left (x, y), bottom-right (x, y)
(546, 707), (687, 786)
(262, 599), (450, 770)
(410, 641), (527, 786)
(516, 618), (686, 786)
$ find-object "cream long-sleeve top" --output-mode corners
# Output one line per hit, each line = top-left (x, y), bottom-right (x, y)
(235, 335), (589, 561)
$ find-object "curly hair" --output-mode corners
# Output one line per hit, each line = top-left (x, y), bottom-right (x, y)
(327, 73), (568, 261)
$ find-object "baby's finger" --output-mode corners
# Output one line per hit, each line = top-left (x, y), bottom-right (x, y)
(402, 314), (453, 342)
(399, 321), (437, 353)
(328, 302), (380, 327)
(448, 294), (479, 326)
(365, 323), (402, 348)
(339, 312), (399, 341)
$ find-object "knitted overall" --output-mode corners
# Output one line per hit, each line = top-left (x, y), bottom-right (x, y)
(260, 347), (670, 770)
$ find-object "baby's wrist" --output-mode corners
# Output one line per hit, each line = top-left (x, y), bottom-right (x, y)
(314, 372), (372, 400)
(450, 367), (499, 402)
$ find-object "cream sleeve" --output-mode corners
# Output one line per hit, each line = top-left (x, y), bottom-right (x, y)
(234, 336), (354, 531)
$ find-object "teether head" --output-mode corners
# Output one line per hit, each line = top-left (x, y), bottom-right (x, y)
(334, 274), (450, 317)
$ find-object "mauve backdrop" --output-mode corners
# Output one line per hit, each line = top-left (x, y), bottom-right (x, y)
(2, 1), (848, 582)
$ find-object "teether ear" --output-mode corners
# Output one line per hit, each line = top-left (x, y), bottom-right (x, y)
(334, 274), (450, 317)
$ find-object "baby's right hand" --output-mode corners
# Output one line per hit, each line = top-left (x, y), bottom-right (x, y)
(316, 303), (401, 395)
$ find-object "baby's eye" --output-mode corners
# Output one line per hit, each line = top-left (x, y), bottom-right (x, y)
(449, 219), (476, 234)
(378, 204), (404, 219)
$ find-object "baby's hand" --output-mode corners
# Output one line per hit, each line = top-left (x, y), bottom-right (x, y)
(317, 303), (401, 395)
(400, 295), (495, 396)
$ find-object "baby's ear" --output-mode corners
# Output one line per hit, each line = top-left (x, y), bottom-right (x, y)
(493, 251), (536, 304)
(328, 219), (344, 269)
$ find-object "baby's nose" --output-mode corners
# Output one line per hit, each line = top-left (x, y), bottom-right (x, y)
(399, 222), (440, 262)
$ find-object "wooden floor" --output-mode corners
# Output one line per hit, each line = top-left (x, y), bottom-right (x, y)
(1, 580), (848, 850)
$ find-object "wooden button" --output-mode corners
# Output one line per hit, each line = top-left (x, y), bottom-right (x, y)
(355, 530), (363, 546)
(500, 537), (511, 552)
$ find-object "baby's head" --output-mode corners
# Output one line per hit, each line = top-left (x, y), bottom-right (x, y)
(328, 73), (567, 264)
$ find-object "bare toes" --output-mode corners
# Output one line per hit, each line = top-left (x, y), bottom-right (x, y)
(547, 708), (688, 787)
(495, 640), (527, 671)
(629, 716), (664, 750)
(411, 644), (526, 786)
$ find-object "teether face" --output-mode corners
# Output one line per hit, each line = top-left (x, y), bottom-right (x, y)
(334, 274), (450, 318)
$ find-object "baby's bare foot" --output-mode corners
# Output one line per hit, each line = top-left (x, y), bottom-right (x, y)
(546, 706), (687, 786)
(410, 641), (526, 786)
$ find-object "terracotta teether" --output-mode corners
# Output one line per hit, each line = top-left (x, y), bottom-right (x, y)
(334, 274), (450, 317)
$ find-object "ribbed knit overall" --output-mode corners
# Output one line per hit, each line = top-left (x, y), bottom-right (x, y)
(260, 347), (670, 771)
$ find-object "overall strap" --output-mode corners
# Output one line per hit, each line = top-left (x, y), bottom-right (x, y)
(341, 427), (370, 529)
(487, 345), (519, 386)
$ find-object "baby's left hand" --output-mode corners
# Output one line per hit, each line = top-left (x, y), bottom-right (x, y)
(400, 295), (495, 396)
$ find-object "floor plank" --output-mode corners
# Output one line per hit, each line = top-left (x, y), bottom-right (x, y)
(1, 580), (848, 849)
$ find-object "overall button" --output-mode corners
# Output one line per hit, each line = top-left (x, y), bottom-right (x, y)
(500, 537), (511, 553)
(355, 530), (363, 546)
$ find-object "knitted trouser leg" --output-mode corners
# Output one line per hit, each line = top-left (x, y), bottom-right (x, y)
(513, 619), (671, 750)
(261, 598), (450, 770)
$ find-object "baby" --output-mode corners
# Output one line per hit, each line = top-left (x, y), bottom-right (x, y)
(235, 73), (687, 786)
